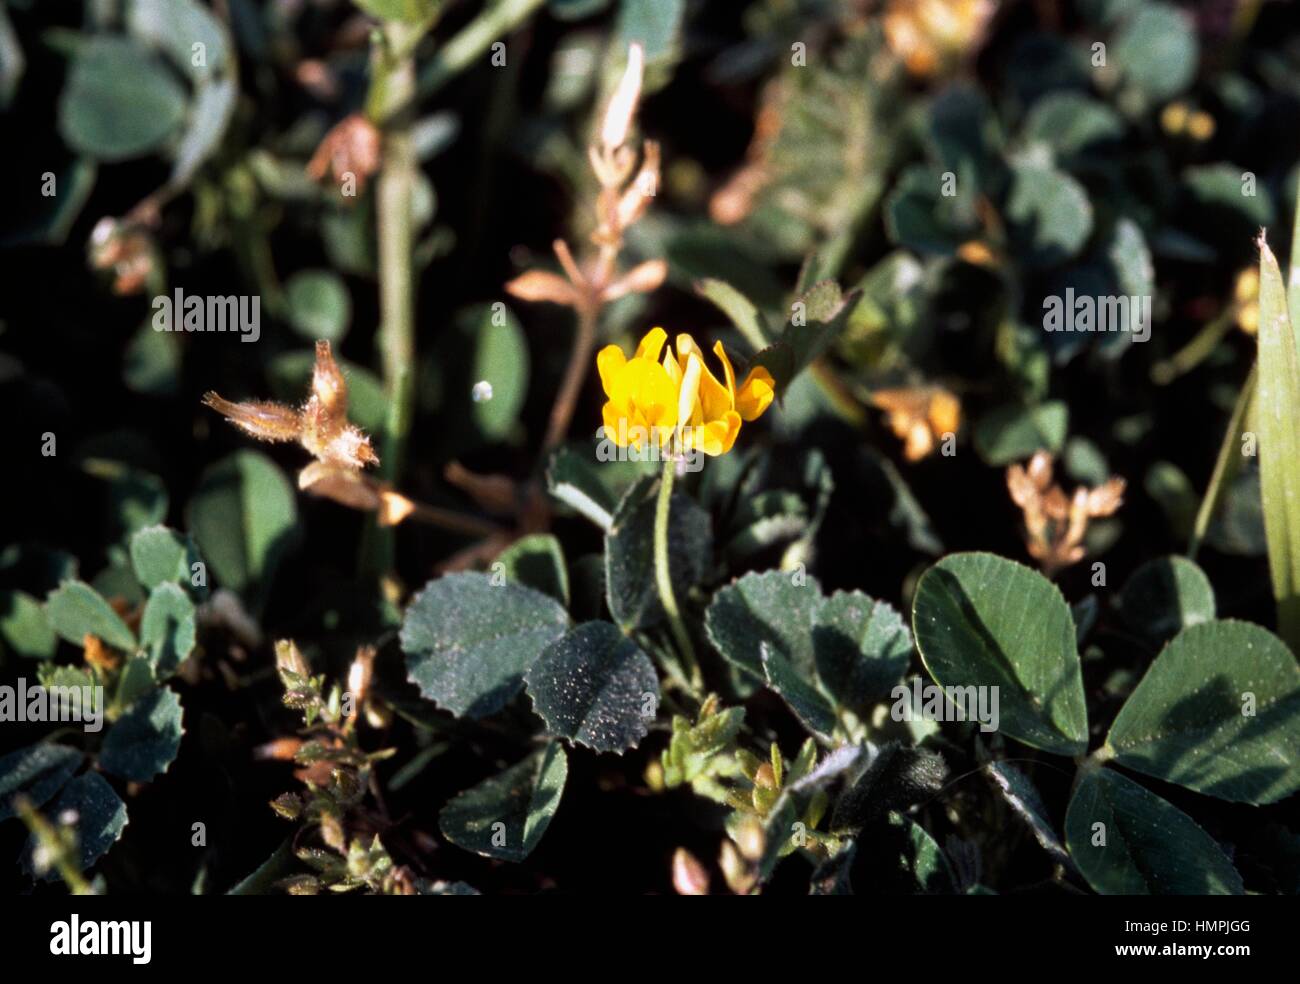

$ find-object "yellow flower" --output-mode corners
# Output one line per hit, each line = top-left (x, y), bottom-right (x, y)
(596, 327), (776, 456)
(665, 333), (775, 456)
(597, 327), (680, 448)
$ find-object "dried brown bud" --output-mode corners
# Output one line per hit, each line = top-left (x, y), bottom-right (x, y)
(505, 270), (580, 307)
(306, 114), (381, 192)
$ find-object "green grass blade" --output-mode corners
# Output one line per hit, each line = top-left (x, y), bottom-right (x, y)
(1189, 363), (1256, 559)
(1255, 234), (1300, 651)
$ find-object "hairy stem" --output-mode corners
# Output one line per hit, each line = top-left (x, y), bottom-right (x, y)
(655, 459), (701, 690)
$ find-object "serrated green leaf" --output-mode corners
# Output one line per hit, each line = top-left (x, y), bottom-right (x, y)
(705, 569), (822, 682)
(1065, 766), (1242, 895)
(130, 525), (202, 592)
(1005, 158), (1092, 268)
(139, 582), (196, 677)
(525, 621), (659, 753)
(45, 580), (136, 652)
(401, 572), (570, 719)
(752, 281), (859, 393)
(99, 687), (184, 782)
(762, 642), (837, 737)
(813, 591), (913, 710)
(884, 164), (978, 257)
(912, 552), (1088, 755)
(439, 743), (567, 862)
(1104, 620), (1300, 804)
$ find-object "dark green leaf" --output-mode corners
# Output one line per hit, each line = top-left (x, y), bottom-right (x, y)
(973, 401), (1069, 466)
(23, 772), (128, 879)
(813, 591), (913, 710)
(605, 475), (711, 630)
(986, 760), (1069, 863)
(1104, 620), (1300, 804)
(1115, 555), (1215, 646)
(912, 552), (1088, 755)
(99, 687), (184, 782)
(0, 590), (58, 660)
(45, 580), (136, 652)
(762, 642), (837, 737)
(705, 569), (821, 681)
(439, 743), (567, 862)
(401, 572), (570, 718)
(1065, 766), (1242, 894)
(496, 534), (569, 606)
(1005, 157), (1092, 268)
(187, 450), (298, 610)
(139, 582), (196, 676)
(525, 621), (659, 753)
(58, 38), (186, 161)
(831, 742), (948, 832)
(0, 744), (83, 822)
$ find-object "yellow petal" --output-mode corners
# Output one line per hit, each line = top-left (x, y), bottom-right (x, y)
(596, 345), (626, 398)
(602, 401), (632, 447)
(736, 366), (775, 421)
(689, 413), (741, 456)
(635, 327), (668, 363)
(676, 352), (704, 436)
(713, 341), (738, 400)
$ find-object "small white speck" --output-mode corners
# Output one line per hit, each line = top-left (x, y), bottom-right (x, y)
(472, 380), (493, 403)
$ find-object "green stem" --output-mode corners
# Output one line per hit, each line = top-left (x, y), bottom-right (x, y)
(364, 19), (429, 572)
(16, 796), (94, 895)
(411, 0), (546, 111)
(1150, 305), (1238, 385)
(655, 459), (701, 690)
